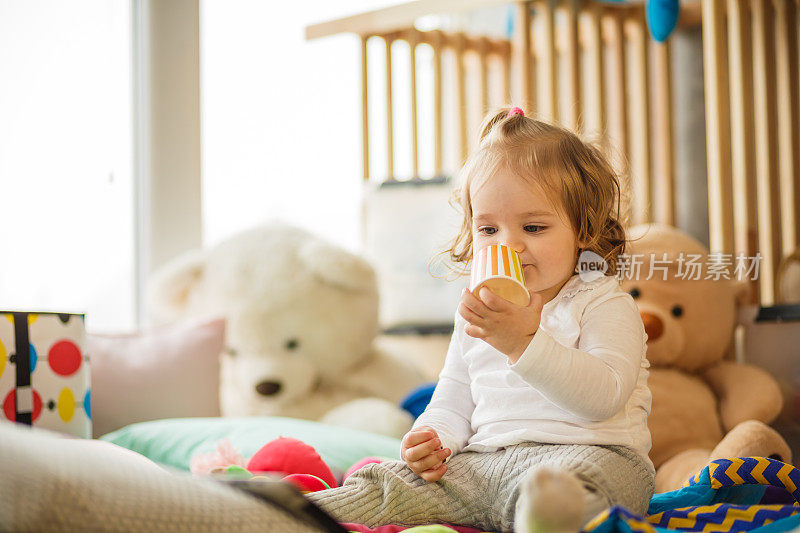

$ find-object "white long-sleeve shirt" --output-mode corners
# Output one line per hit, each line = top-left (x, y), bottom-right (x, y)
(414, 273), (654, 471)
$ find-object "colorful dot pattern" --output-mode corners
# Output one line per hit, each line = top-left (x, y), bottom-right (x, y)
(0, 312), (90, 437)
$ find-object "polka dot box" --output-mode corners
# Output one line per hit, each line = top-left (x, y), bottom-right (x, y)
(0, 312), (90, 438)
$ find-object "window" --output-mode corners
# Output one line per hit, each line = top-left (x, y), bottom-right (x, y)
(0, 0), (134, 332)
(200, 0), (399, 252)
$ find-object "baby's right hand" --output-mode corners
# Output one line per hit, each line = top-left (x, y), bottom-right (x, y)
(401, 425), (452, 482)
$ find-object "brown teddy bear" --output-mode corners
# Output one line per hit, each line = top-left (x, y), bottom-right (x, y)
(621, 223), (791, 492)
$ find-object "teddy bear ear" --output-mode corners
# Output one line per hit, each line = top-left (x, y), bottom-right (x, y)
(146, 249), (207, 324)
(298, 240), (377, 294)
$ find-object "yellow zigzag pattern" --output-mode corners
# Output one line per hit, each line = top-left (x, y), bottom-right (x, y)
(777, 463), (797, 495)
(628, 520), (658, 532)
(718, 458), (746, 489)
(584, 509), (658, 532)
(683, 470), (703, 488)
(584, 508), (612, 529)
(702, 457), (798, 495)
(655, 504), (793, 532)
(750, 458), (770, 486)
(592, 458), (800, 533)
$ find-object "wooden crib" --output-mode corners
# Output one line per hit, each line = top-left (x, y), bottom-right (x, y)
(306, 0), (799, 308)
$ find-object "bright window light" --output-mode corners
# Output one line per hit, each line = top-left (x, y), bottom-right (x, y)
(200, 0), (399, 253)
(0, 0), (134, 332)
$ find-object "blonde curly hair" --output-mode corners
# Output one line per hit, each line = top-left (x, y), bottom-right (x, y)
(445, 107), (629, 278)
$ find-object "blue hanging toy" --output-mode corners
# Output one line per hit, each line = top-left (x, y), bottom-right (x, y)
(646, 0), (680, 42)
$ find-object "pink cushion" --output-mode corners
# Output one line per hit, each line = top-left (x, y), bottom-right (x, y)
(344, 456), (384, 481)
(88, 317), (224, 438)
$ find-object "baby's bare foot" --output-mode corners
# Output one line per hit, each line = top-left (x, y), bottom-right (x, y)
(514, 467), (585, 533)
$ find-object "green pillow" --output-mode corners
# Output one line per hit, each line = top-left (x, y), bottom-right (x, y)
(100, 416), (402, 474)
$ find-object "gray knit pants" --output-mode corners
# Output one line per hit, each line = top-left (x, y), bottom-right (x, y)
(307, 443), (654, 532)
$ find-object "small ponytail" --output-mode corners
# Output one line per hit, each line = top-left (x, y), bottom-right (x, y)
(478, 106), (527, 143)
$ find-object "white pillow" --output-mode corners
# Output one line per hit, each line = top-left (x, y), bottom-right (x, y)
(362, 179), (467, 329)
(87, 317), (224, 437)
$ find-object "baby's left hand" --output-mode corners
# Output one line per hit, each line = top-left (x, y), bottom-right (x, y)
(459, 287), (544, 364)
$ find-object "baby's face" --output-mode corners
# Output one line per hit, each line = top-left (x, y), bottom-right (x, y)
(470, 169), (581, 305)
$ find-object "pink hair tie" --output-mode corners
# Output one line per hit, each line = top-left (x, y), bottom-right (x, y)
(507, 107), (524, 118)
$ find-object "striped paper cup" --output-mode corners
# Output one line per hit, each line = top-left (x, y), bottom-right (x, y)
(469, 244), (530, 306)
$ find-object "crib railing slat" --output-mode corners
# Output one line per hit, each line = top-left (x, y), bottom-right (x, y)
(565, 0), (583, 130)
(586, 4), (606, 138)
(626, 10), (652, 225)
(538, 0), (558, 121)
(727, 0), (759, 302)
(408, 30), (419, 178)
(774, 0), (800, 254)
(479, 37), (490, 113)
(652, 39), (675, 226)
(432, 30), (444, 177)
(502, 47), (512, 104)
(385, 36), (395, 180)
(702, 0), (734, 255)
(361, 35), (370, 181)
(514, 1), (534, 110)
(607, 12), (630, 176)
(752, 0), (782, 305)
(456, 33), (468, 163)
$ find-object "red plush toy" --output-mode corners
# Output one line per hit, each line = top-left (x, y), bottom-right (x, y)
(190, 436), (389, 493)
(246, 436), (338, 489)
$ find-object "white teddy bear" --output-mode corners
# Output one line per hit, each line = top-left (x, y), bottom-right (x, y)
(146, 223), (423, 439)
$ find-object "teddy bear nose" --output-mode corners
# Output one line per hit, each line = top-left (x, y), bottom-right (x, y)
(640, 312), (664, 341)
(255, 381), (282, 396)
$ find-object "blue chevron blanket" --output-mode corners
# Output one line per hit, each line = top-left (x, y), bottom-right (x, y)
(583, 457), (800, 532)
